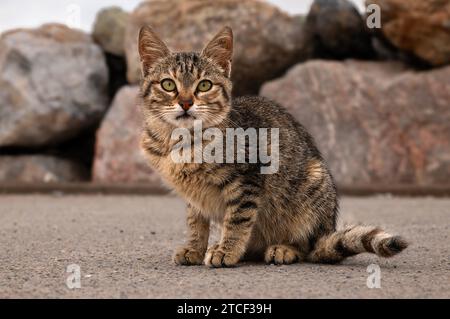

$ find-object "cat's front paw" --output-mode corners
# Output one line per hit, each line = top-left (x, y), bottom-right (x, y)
(204, 244), (240, 268)
(173, 246), (205, 266)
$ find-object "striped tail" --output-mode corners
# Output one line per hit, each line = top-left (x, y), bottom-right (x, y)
(307, 225), (408, 264)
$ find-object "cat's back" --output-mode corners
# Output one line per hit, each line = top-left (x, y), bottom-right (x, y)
(230, 95), (338, 238)
(230, 95), (321, 158)
(231, 95), (293, 129)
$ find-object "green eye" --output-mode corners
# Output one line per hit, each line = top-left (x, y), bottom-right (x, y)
(161, 79), (176, 92)
(197, 80), (212, 92)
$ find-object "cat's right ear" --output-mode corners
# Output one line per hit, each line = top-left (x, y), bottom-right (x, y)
(138, 26), (170, 76)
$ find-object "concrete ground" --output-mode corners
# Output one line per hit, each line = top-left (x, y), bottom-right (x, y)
(0, 194), (448, 298)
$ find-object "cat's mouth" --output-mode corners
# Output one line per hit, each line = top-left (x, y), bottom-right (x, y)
(175, 113), (196, 121)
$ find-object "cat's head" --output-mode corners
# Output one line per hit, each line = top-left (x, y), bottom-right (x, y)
(138, 26), (233, 129)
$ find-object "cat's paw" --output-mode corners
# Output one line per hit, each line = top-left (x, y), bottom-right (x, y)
(173, 246), (205, 266)
(264, 245), (301, 265)
(204, 244), (240, 268)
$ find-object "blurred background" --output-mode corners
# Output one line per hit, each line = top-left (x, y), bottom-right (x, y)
(0, 0), (449, 194)
(0, 1), (366, 32)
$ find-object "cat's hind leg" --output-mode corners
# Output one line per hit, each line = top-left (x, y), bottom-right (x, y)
(264, 244), (302, 265)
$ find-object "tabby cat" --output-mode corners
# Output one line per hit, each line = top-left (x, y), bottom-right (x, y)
(138, 26), (408, 267)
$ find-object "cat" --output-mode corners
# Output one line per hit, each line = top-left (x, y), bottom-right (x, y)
(137, 25), (408, 267)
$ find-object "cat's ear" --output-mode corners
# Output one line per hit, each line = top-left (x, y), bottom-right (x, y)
(138, 26), (170, 76)
(201, 26), (233, 77)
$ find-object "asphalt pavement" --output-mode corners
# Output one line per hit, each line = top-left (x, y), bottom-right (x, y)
(0, 194), (448, 298)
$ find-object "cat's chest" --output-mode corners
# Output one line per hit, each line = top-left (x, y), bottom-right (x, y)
(159, 160), (227, 220)
(142, 131), (228, 220)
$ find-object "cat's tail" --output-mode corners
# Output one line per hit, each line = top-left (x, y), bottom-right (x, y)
(307, 225), (408, 264)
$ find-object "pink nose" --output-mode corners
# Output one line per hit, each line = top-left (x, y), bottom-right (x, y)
(179, 99), (194, 111)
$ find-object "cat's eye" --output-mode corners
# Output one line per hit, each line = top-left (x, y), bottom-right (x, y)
(161, 79), (176, 92)
(197, 80), (212, 92)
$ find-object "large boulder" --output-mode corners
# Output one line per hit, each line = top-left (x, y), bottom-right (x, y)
(0, 24), (109, 148)
(124, 0), (304, 96)
(261, 60), (450, 186)
(92, 6), (129, 57)
(366, 0), (450, 66)
(0, 155), (88, 183)
(93, 85), (167, 189)
(92, 7), (129, 100)
(303, 0), (375, 60)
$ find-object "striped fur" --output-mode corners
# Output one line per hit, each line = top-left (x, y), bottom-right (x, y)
(307, 225), (409, 264)
(138, 26), (408, 268)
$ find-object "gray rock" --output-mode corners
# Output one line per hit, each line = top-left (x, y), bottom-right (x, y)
(124, 0), (304, 96)
(0, 24), (109, 148)
(93, 6), (129, 56)
(0, 155), (89, 183)
(303, 0), (375, 60)
(93, 85), (167, 189)
(261, 60), (450, 186)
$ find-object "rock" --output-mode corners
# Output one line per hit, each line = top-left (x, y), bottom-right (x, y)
(93, 85), (167, 189)
(0, 155), (89, 183)
(92, 7), (129, 100)
(0, 24), (109, 148)
(303, 0), (375, 60)
(261, 60), (450, 186)
(293, 14), (306, 24)
(124, 0), (304, 96)
(93, 6), (129, 56)
(366, 0), (450, 66)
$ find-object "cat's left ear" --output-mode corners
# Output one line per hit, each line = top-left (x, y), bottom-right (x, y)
(201, 26), (233, 78)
